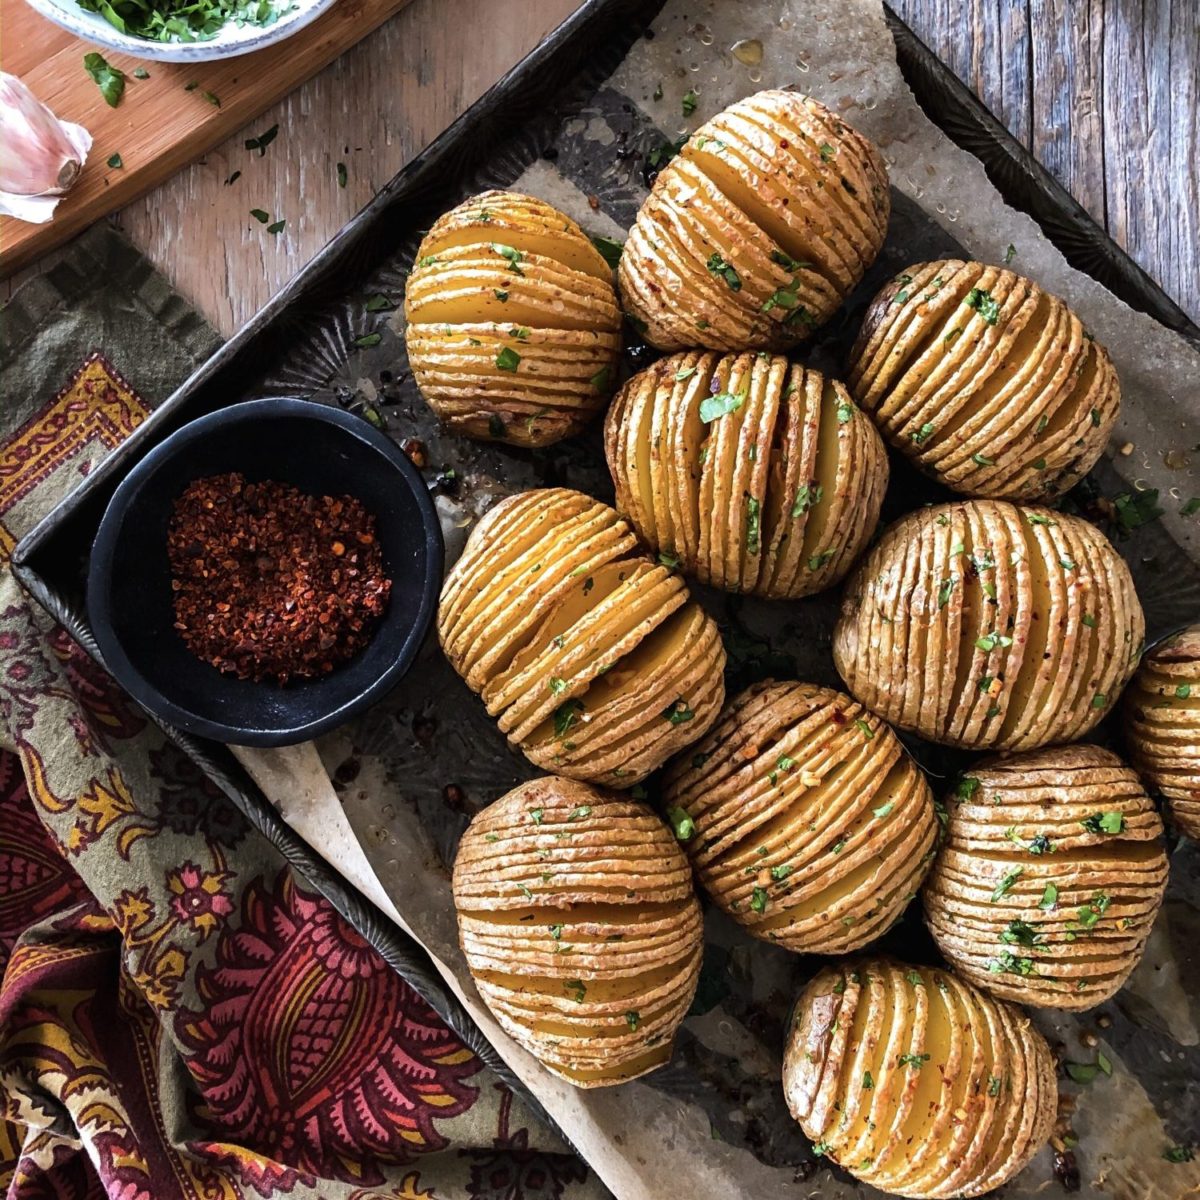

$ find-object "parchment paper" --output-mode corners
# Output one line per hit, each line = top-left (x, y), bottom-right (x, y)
(239, 2), (1200, 1196)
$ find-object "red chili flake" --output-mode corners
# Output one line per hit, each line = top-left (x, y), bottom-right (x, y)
(167, 472), (391, 685)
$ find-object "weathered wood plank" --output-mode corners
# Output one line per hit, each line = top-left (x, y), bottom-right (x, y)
(893, 0), (1200, 323)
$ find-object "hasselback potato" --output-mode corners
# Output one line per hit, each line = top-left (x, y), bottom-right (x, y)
(662, 681), (936, 953)
(453, 777), (703, 1087)
(618, 90), (889, 351)
(833, 500), (1144, 750)
(1124, 624), (1200, 838)
(783, 958), (1057, 1199)
(438, 488), (725, 786)
(405, 190), (621, 446)
(923, 745), (1168, 1009)
(604, 352), (888, 598)
(847, 260), (1120, 501)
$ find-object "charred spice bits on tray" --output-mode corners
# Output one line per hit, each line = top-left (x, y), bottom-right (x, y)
(167, 472), (391, 684)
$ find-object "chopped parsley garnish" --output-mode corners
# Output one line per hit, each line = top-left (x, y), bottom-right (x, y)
(492, 243), (525, 274)
(1026, 512), (1056, 526)
(1081, 811), (1123, 834)
(750, 887), (768, 913)
(591, 235), (623, 268)
(745, 495), (761, 554)
(937, 576), (956, 608)
(873, 800), (895, 819)
(132, 66), (149, 79)
(1164, 1146), (1195, 1163)
(530, 808), (544, 825)
(626, 1010), (641, 1032)
(836, 399), (854, 424)
(266, 219), (285, 235)
(1176, 683), (1192, 699)
(658, 551), (680, 569)
(972, 452), (995, 466)
(681, 89), (698, 116)
(353, 333), (381, 348)
(706, 252), (742, 291)
(225, 170), (240, 185)
(999, 919), (1042, 947)
(1071, 892), (1111, 931)
(554, 698), (584, 738)
(991, 867), (1022, 901)
(808, 548), (837, 571)
(548, 677), (568, 695)
(791, 483), (822, 516)
(975, 632), (1013, 652)
(83, 52), (125, 107)
(662, 699), (695, 725)
(956, 777), (981, 801)
(244, 123), (279, 156)
(336, 162), (348, 188)
(987, 1073), (1002, 1095)
(590, 366), (612, 393)
(675, 366), (697, 382)
(667, 806), (696, 841)
(495, 346), (521, 372)
(567, 805), (592, 822)
(564, 978), (587, 1002)
(819, 143), (835, 161)
(1181, 497), (1200, 516)
(106, 152), (123, 168)
(770, 863), (792, 882)
(988, 951), (1036, 976)
(1039, 883), (1058, 910)
(1004, 244), (1016, 264)
(898, 1052), (930, 1069)
(854, 718), (873, 740)
(964, 287), (1001, 325)
(912, 422), (935, 445)
(1113, 488), (1164, 534)
(862, 1070), (874, 1089)
(699, 387), (747, 423)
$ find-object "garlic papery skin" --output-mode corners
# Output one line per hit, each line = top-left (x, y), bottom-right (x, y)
(0, 72), (93, 224)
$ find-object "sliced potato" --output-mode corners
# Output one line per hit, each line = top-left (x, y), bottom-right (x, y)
(833, 500), (1144, 750)
(662, 681), (937, 953)
(618, 91), (889, 351)
(605, 353), (887, 598)
(452, 777), (703, 1087)
(1124, 623), (1200, 838)
(439, 488), (726, 785)
(782, 958), (1057, 1198)
(923, 745), (1168, 1010)
(405, 190), (621, 446)
(847, 260), (1120, 501)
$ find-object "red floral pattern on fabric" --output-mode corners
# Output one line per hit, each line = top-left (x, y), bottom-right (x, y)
(177, 870), (481, 1184)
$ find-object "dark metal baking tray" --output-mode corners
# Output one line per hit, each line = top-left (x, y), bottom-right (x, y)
(13, 0), (1200, 1182)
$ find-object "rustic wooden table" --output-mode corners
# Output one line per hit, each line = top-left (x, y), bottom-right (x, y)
(9, 0), (1197, 334)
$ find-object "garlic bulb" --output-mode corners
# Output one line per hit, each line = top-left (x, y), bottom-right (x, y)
(0, 72), (93, 224)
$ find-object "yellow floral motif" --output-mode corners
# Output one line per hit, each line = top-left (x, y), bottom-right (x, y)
(66, 767), (137, 855)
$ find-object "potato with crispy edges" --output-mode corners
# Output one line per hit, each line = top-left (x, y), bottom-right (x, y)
(1124, 624), (1200, 838)
(834, 500), (1144, 750)
(604, 352), (888, 598)
(452, 777), (703, 1087)
(847, 260), (1120, 501)
(618, 90), (889, 351)
(924, 745), (1168, 1010)
(438, 488), (725, 786)
(783, 958), (1057, 1198)
(404, 190), (621, 446)
(662, 681), (937, 953)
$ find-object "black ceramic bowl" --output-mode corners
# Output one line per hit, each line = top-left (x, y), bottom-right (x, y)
(87, 398), (443, 746)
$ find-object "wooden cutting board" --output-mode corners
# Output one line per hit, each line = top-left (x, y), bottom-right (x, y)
(0, 0), (412, 276)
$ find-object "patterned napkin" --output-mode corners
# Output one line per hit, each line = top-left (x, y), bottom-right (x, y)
(0, 224), (603, 1200)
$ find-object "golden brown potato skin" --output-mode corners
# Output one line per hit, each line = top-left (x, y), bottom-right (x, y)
(923, 745), (1168, 1010)
(833, 500), (1144, 751)
(404, 190), (621, 447)
(783, 958), (1057, 1199)
(452, 777), (703, 1087)
(662, 681), (936, 953)
(604, 352), (888, 598)
(847, 260), (1120, 502)
(618, 90), (889, 351)
(1124, 624), (1200, 838)
(438, 488), (725, 787)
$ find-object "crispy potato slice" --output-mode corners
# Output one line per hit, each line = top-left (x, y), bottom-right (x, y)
(618, 91), (889, 351)
(405, 191), (621, 446)
(661, 681), (936, 953)
(923, 745), (1169, 1009)
(1124, 623), (1200, 838)
(452, 778), (702, 1087)
(848, 259), (1120, 501)
(782, 958), (1056, 1198)
(834, 500), (1144, 750)
(605, 353), (887, 598)
(438, 488), (725, 785)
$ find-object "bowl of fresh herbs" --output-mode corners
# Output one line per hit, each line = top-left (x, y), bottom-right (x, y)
(24, 0), (337, 61)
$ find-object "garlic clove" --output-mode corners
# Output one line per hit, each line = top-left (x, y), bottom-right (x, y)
(0, 71), (93, 224)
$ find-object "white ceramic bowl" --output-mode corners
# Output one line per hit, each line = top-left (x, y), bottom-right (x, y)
(23, 0), (338, 62)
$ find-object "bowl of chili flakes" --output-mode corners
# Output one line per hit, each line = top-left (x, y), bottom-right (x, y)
(87, 397), (443, 746)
